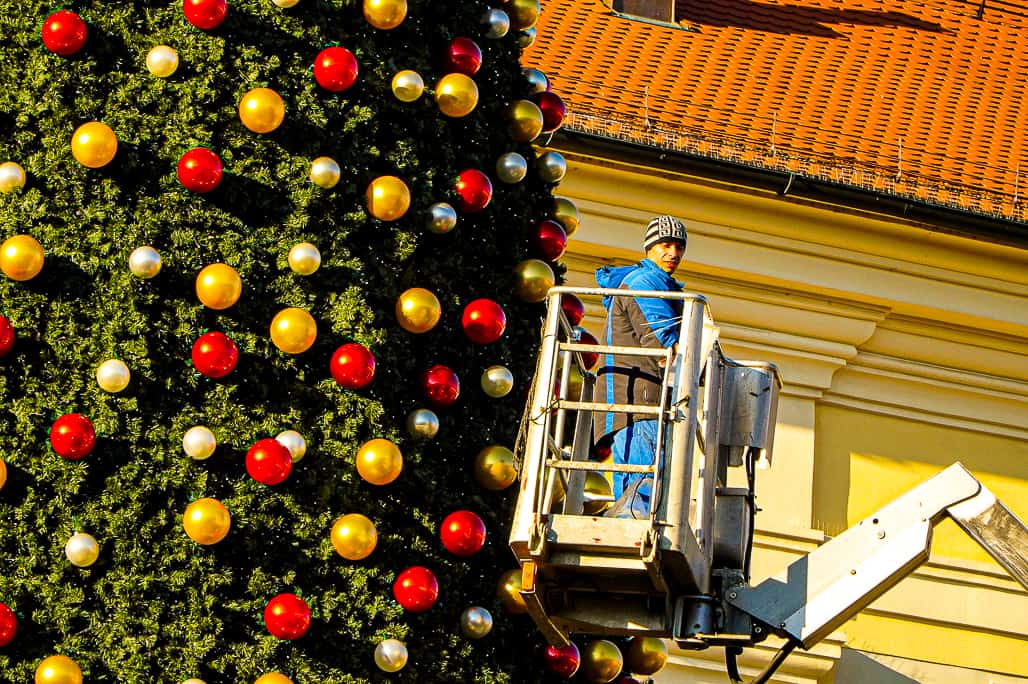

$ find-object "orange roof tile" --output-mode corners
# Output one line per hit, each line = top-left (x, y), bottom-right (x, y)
(525, 0), (1028, 222)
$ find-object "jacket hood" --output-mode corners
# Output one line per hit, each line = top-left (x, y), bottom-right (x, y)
(595, 263), (640, 308)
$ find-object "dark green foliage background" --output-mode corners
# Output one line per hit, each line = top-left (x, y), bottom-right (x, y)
(0, 0), (560, 680)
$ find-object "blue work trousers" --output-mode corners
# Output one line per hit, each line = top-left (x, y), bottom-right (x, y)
(611, 419), (660, 500)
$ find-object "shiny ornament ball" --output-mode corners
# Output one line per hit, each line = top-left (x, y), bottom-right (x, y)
(264, 593), (311, 640)
(183, 0), (228, 29)
(1, 235), (44, 281)
(440, 510), (486, 556)
(183, 426), (217, 460)
(510, 0), (541, 30)
(482, 8), (510, 38)
(330, 343), (376, 389)
(288, 241), (322, 274)
(272, 0), (301, 6)
(576, 328), (600, 369)
(496, 568), (527, 613)
(536, 150), (567, 183)
(495, 152), (528, 184)
(426, 202), (457, 234)
(191, 331), (238, 379)
(254, 675), (293, 684)
(395, 287), (441, 333)
(270, 307), (317, 354)
(531, 219), (567, 262)
(0, 315), (12, 357)
(276, 429), (307, 463)
(374, 639), (408, 673)
(506, 99), (544, 143)
(128, 246), (162, 279)
(480, 365), (514, 398)
(454, 168), (492, 212)
(460, 606), (493, 639)
(544, 642), (582, 679)
(246, 438), (293, 486)
(177, 147), (223, 193)
(513, 258), (556, 303)
(239, 88), (286, 134)
(552, 196), (581, 237)
(518, 27), (537, 48)
(625, 636), (669, 676)
(393, 566), (438, 612)
(405, 407), (439, 440)
(423, 365), (460, 406)
(35, 655), (82, 684)
(445, 37), (482, 76)
(581, 471), (614, 515)
(534, 90), (567, 133)
(523, 67), (550, 94)
(365, 175), (410, 221)
(611, 675), (642, 684)
(435, 73), (479, 117)
(195, 263), (242, 310)
(183, 497), (231, 545)
(64, 532), (99, 567)
(0, 161), (27, 193)
(0, 458), (5, 491)
(309, 157), (340, 189)
(182, 680), (207, 684)
(391, 69), (425, 102)
(462, 298), (506, 344)
(146, 45), (179, 77)
(0, 601), (15, 646)
(330, 513), (377, 560)
(41, 10), (87, 56)
(71, 121), (117, 168)
(50, 413), (95, 460)
(561, 294), (586, 326)
(356, 438), (403, 485)
(364, 0), (407, 29)
(96, 359), (130, 393)
(473, 445), (517, 490)
(581, 640), (624, 684)
(313, 46), (358, 92)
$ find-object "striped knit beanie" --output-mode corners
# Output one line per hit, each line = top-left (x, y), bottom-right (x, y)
(643, 215), (687, 251)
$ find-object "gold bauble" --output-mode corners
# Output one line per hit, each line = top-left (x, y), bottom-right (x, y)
(195, 263), (242, 310)
(513, 258), (555, 303)
(473, 445), (517, 490)
(35, 655), (82, 684)
(374, 639), (408, 673)
(565, 364), (585, 400)
(506, 99), (544, 143)
(182, 426), (217, 460)
(1, 234), (45, 281)
(182, 680), (207, 684)
(391, 70), (424, 102)
(64, 532), (99, 568)
(71, 121), (118, 168)
(580, 640), (624, 684)
(509, 0), (541, 30)
(272, 0), (301, 6)
(356, 438), (403, 485)
(0, 457), (6, 491)
(0, 161), (27, 193)
(96, 358), (131, 393)
(183, 497), (231, 545)
(435, 73), (479, 118)
(287, 242), (321, 275)
(625, 636), (669, 676)
(480, 365), (514, 398)
(331, 513), (378, 560)
(395, 287), (441, 333)
(270, 307), (317, 354)
(365, 175), (411, 221)
(239, 87), (286, 134)
(254, 675), (294, 684)
(276, 429), (307, 462)
(364, 0), (407, 29)
(309, 157), (340, 189)
(146, 45), (179, 77)
(582, 470), (614, 515)
(128, 245), (162, 279)
(496, 568), (527, 614)
(552, 196), (581, 237)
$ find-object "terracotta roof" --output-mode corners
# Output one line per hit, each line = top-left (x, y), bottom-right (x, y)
(525, 0), (1028, 223)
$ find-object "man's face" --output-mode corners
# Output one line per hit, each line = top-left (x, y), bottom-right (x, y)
(646, 239), (685, 274)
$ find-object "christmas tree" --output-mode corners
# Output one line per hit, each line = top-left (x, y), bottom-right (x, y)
(0, 0), (572, 680)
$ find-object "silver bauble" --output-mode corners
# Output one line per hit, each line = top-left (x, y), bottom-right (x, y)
(183, 425), (217, 460)
(426, 202), (458, 234)
(288, 241), (322, 275)
(128, 246), (162, 279)
(460, 606), (494, 639)
(518, 27), (537, 48)
(481, 365), (514, 398)
(145, 45), (179, 78)
(309, 156), (341, 189)
(0, 161), (27, 193)
(406, 407), (440, 440)
(65, 532), (100, 567)
(536, 150), (567, 184)
(96, 359), (131, 393)
(495, 152), (528, 184)
(276, 429), (307, 463)
(374, 639), (408, 673)
(482, 8), (510, 39)
(523, 67), (549, 94)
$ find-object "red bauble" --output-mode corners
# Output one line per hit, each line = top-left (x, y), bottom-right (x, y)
(192, 331), (238, 378)
(393, 566), (439, 612)
(0, 315), (14, 358)
(576, 328), (600, 370)
(41, 10), (87, 56)
(543, 642), (581, 678)
(177, 147), (223, 193)
(246, 438), (293, 486)
(0, 602), (17, 647)
(454, 169), (492, 213)
(561, 294), (585, 327)
(532, 91), (566, 133)
(264, 592), (311, 640)
(183, 0), (228, 30)
(330, 343), (376, 389)
(461, 299), (506, 344)
(531, 219), (567, 262)
(423, 365), (460, 407)
(444, 37), (482, 75)
(50, 413), (96, 460)
(440, 510), (487, 556)
(313, 46), (359, 92)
